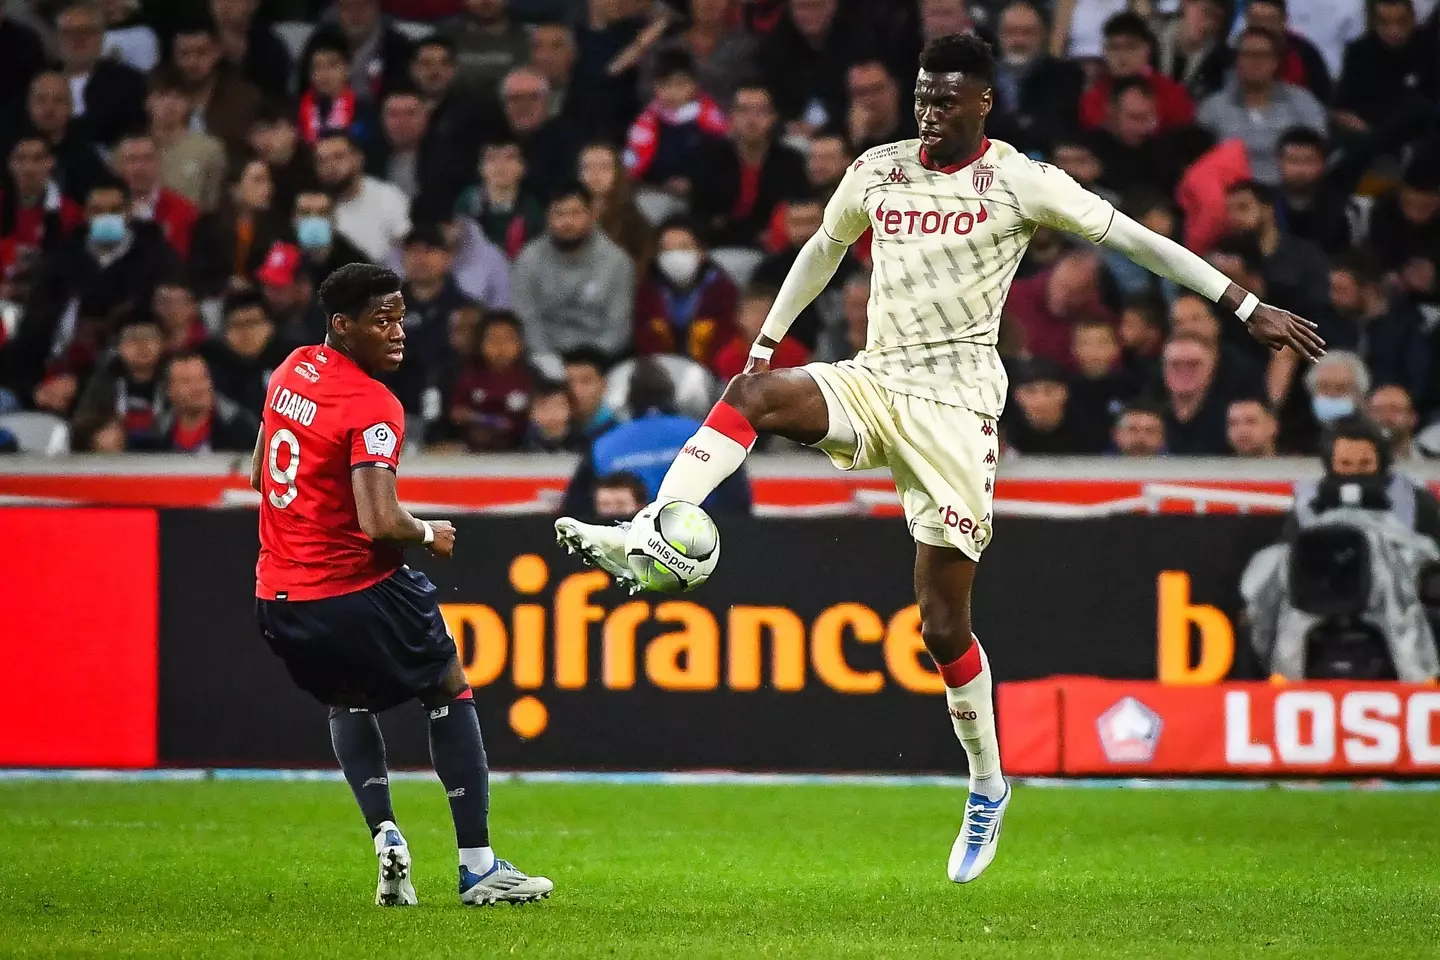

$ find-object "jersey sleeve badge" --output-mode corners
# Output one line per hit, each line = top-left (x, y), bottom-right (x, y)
(363, 423), (398, 458)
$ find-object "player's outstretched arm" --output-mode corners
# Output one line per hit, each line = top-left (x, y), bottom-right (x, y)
(745, 229), (850, 374)
(352, 465), (455, 557)
(1098, 212), (1327, 361)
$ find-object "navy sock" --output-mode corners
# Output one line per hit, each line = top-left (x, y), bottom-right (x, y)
(427, 695), (491, 848)
(328, 707), (395, 835)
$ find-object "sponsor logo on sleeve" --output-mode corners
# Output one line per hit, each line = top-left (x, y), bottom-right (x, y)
(363, 423), (398, 458)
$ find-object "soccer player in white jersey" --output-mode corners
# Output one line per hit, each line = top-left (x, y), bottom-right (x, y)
(556, 34), (1326, 883)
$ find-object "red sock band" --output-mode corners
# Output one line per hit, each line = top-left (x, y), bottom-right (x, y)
(935, 642), (983, 687)
(703, 401), (757, 449)
(454, 687), (474, 701)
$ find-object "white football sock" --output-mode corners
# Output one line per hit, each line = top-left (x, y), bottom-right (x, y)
(460, 845), (495, 874)
(944, 642), (1006, 801)
(657, 402), (756, 505)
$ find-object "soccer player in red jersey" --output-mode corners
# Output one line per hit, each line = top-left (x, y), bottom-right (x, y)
(251, 263), (551, 907)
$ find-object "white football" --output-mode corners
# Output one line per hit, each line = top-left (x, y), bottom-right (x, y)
(625, 500), (721, 593)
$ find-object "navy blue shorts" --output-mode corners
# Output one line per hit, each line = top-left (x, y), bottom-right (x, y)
(255, 566), (456, 711)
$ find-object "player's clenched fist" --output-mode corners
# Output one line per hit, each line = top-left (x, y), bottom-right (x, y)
(428, 520), (456, 558)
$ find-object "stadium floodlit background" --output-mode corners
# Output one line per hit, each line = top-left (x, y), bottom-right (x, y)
(2, 0), (1439, 956)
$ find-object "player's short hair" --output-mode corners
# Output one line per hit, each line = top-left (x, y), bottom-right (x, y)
(597, 470), (648, 501)
(549, 181), (593, 208)
(919, 33), (996, 85)
(1109, 75), (1155, 104)
(318, 263), (403, 321)
(562, 346), (610, 373)
(1103, 11), (1154, 44)
(1278, 126), (1326, 154)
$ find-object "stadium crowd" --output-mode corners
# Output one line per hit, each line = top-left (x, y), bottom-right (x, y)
(0, 0), (1438, 463)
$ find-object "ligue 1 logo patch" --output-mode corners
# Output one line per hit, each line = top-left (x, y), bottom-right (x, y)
(973, 161), (994, 194)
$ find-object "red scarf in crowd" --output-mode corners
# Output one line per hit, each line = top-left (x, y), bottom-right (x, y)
(299, 88), (357, 144)
(625, 94), (729, 179)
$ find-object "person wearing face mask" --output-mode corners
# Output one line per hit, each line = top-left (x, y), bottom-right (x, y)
(632, 216), (738, 367)
(289, 189), (370, 289)
(989, 0), (1084, 155)
(1, 181), (179, 402)
(1278, 348), (1371, 456)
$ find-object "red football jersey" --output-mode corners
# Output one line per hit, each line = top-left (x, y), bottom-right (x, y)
(256, 345), (406, 600)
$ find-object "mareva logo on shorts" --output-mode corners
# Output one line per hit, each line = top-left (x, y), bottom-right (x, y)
(938, 506), (991, 543)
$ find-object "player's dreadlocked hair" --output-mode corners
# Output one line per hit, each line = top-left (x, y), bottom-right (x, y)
(319, 263), (403, 323)
(919, 33), (996, 85)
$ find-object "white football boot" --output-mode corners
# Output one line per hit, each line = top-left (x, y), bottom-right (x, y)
(947, 779), (1011, 884)
(555, 517), (638, 592)
(459, 859), (555, 906)
(373, 821), (417, 906)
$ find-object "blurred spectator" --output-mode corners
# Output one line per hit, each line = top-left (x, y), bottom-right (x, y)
(448, 308), (534, 451)
(1274, 127), (1352, 256)
(412, 35), (460, 104)
(0, 137), (84, 284)
(247, 104), (314, 216)
(1118, 291), (1166, 387)
(512, 183), (636, 378)
(501, 66), (584, 201)
(1048, 134), (1114, 204)
(410, 35), (494, 200)
(1226, 397), (1279, 457)
(1366, 155), (1440, 300)
(520, 379), (579, 451)
(531, 20), (603, 136)
(1367, 384), (1426, 463)
(1005, 356), (1101, 453)
(752, 192), (853, 349)
(421, 302), (480, 447)
(758, 0), (872, 137)
(315, 132), (411, 262)
(98, 0), (158, 73)
(593, 469), (647, 518)
(1289, 0), (1367, 80)
(55, 3), (147, 148)
(151, 281), (207, 354)
(290, 189), (370, 290)
(301, 0), (415, 106)
(146, 71), (228, 213)
(19, 72), (109, 203)
(1102, 190), (1182, 301)
(113, 134), (200, 261)
(564, 346), (618, 440)
(1160, 333), (1231, 455)
(813, 270), (869, 363)
(1068, 314), (1136, 448)
(190, 159), (284, 298)
(256, 242), (325, 344)
(1078, 13), (1196, 133)
(634, 217), (737, 365)
(300, 34), (376, 148)
(443, 0), (531, 104)
(149, 352), (258, 452)
(366, 90), (431, 199)
(1004, 250), (1117, 369)
(0, 7), (48, 115)
(625, 48), (728, 197)
(578, 141), (657, 274)
(2, 182), (180, 402)
(1155, 0), (1229, 102)
(561, 355), (750, 515)
(1112, 398), (1167, 455)
(1306, 350), (1371, 427)
(1168, 292), (1266, 400)
(171, 18), (263, 162)
(845, 59), (916, 153)
(457, 138), (547, 260)
(761, 129), (851, 254)
(650, 0), (759, 109)
(575, 0), (666, 140)
(71, 313), (166, 447)
(991, 0), (1084, 153)
(1050, 0), (1131, 61)
(203, 291), (288, 418)
(1223, 180), (1332, 327)
(1196, 27), (1327, 186)
(210, 0), (293, 101)
(690, 84), (805, 248)
(388, 205), (511, 310)
(1332, 0), (1437, 137)
(1091, 77), (1213, 198)
(1326, 255), (1427, 405)
(1243, 0), (1333, 104)
(712, 283), (810, 381)
(393, 222), (470, 411)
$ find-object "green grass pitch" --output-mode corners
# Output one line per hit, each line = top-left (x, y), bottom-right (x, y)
(4, 779), (1438, 959)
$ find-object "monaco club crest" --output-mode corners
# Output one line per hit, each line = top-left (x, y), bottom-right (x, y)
(973, 161), (994, 194)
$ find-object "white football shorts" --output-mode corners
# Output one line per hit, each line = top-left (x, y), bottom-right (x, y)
(804, 359), (999, 560)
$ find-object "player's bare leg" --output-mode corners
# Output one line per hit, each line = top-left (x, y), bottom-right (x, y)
(915, 544), (1010, 883)
(557, 369), (834, 585)
(420, 660), (553, 905)
(328, 704), (416, 905)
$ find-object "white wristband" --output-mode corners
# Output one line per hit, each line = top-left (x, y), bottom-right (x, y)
(1235, 293), (1260, 322)
(420, 520), (434, 545)
(748, 343), (775, 362)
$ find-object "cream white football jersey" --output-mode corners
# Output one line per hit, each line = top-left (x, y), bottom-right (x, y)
(822, 137), (1117, 417)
